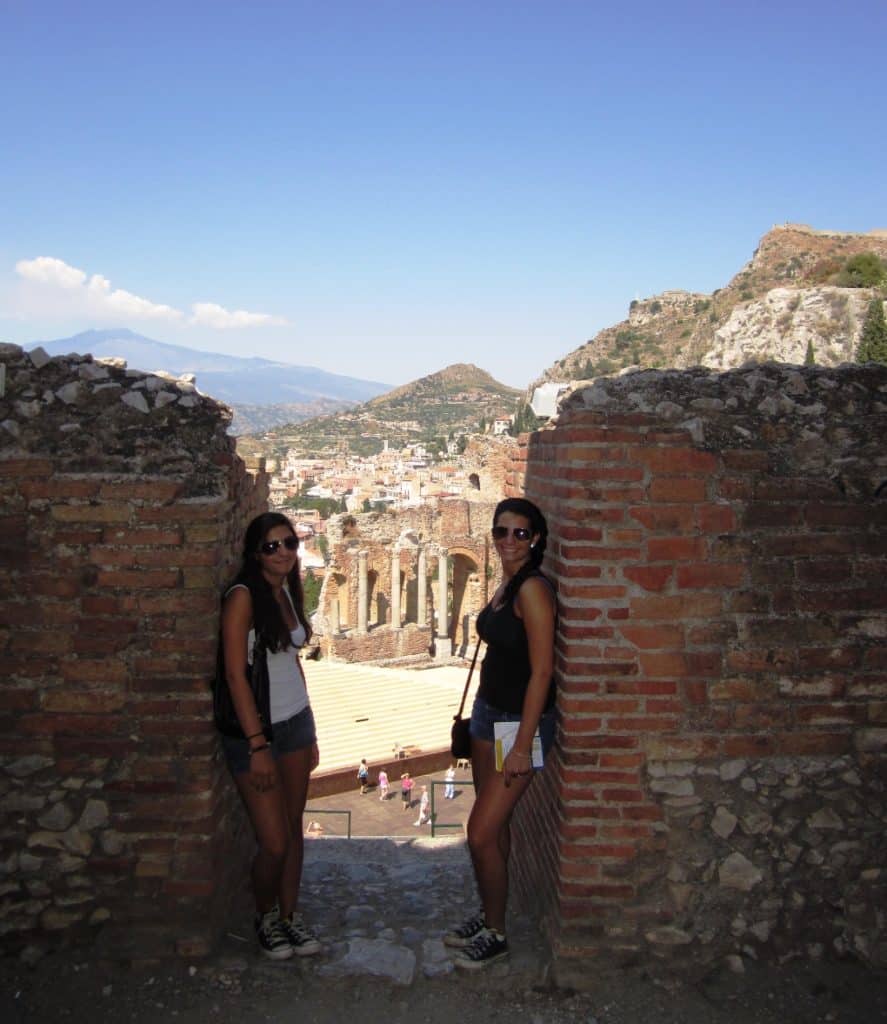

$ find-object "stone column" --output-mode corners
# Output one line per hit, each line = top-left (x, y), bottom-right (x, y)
(357, 549), (368, 635)
(436, 548), (452, 658)
(329, 598), (340, 634)
(391, 547), (401, 629)
(417, 546), (427, 627)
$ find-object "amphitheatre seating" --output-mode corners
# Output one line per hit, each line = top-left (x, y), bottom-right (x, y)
(304, 661), (470, 776)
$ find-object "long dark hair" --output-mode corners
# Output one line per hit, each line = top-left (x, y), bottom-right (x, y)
(229, 512), (312, 651)
(494, 497), (550, 605)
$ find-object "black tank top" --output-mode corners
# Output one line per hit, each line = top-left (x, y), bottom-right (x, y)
(476, 572), (555, 714)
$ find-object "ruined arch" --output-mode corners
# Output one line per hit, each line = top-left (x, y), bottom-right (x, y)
(448, 547), (483, 656)
(331, 572), (348, 629)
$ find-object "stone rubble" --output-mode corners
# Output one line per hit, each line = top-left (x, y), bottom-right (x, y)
(639, 754), (887, 968)
(0, 342), (233, 485)
(559, 361), (887, 493)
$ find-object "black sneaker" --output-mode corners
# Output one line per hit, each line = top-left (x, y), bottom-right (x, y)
(443, 910), (486, 948)
(255, 907), (293, 961)
(278, 912), (322, 957)
(453, 927), (509, 970)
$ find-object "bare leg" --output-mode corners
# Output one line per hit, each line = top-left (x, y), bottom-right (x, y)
(275, 745), (314, 916)
(466, 736), (533, 934)
(231, 769), (289, 914)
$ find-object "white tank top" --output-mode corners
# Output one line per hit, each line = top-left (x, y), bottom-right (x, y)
(228, 583), (310, 724)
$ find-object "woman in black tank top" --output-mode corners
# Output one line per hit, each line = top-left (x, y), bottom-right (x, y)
(444, 498), (557, 970)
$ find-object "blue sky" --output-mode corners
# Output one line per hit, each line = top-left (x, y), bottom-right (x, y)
(2, 0), (885, 388)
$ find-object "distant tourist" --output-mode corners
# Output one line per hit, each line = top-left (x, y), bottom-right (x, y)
(215, 512), (322, 960)
(413, 785), (430, 826)
(377, 768), (390, 801)
(400, 770), (414, 809)
(357, 758), (369, 794)
(444, 764), (456, 799)
(444, 498), (556, 971)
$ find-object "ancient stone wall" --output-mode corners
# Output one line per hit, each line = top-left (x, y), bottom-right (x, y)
(508, 363), (887, 980)
(5, 343), (884, 978)
(316, 499), (497, 662)
(0, 344), (266, 960)
(459, 434), (517, 502)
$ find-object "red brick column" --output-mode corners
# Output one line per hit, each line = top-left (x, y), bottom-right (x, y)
(0, 454), (266, 958)
(508, 365), (887, 979)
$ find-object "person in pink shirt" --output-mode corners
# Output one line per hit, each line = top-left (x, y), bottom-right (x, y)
(400, 771), (414, 810)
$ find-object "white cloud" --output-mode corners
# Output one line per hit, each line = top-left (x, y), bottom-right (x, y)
(86, 274), (182, 321)
(190, 302), (288, 329)
(16, 256), (87, 290)
(13, 255), (286, 330)
(14, 256), (183, 322)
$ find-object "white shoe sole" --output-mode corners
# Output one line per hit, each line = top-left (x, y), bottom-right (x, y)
(291, 939), (322, 957)
(443, 931), (482, 949)
(453, 949), (509, 970)
(259, 944), (294, 961)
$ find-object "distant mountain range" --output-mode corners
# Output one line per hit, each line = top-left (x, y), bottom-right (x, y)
(27, 328), (391, 433)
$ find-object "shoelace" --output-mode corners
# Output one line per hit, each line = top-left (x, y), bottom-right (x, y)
(457, 913), (484, 937)
(466, 929), (500, 958)
(281, 916), (315, 942)
(258, 919), (289, 948)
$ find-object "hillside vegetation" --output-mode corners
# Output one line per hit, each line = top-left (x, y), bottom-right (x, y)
(541, 225), (887, 385)
(246, 363), (519, 458)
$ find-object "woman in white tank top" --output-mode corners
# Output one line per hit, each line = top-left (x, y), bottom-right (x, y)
(218, 512), (321, 960)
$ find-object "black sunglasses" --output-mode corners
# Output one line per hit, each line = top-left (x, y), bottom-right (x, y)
(491, 526), (532, 541)
(259, 536), (299, 555)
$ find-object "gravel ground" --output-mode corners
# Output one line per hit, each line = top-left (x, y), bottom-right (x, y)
(5, 788), (885, 1024)
(3, 947), (886, 1024)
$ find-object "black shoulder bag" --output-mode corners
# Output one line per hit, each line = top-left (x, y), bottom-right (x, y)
(450, 638), (482, 759)
(212, 632), (272, 740)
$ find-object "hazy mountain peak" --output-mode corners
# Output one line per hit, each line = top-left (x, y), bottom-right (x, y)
(25, 328), (391, 430)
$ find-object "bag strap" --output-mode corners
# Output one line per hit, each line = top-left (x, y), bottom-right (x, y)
(455, 637), (482, 720)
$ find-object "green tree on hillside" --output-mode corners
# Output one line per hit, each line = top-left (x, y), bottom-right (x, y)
(302, 569), (321, 616)
(511, 400), (541, 435)
(284, 494), (341, 518)
(857, 299), (887, 365)
(316, 534), (329, 563)
(838, 252), (886, 288)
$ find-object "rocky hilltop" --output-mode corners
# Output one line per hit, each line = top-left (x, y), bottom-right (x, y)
(248, 363), (519, 458)
(541, 225), (887, 384)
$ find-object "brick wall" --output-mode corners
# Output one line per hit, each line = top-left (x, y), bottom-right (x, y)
(4, 345), (885, 976)
(327, 624), (433, 663)
(0, 345), (266, 960)
(509, 364), (887, 980)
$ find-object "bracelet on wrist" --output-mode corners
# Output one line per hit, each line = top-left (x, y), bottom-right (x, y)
(511, 750), (532, 760)
(249, 743), (270, 756)
(246, 730), (264, 741)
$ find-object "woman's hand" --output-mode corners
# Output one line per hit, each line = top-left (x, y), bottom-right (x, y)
(310, 743), (320, 772)
(247, 747), (277, 793)
(502, 747), (533, 787)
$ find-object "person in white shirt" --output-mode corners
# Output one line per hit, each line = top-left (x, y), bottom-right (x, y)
(217, 513), (322, 961)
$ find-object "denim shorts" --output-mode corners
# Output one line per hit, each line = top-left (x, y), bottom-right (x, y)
(469, 694), (557, 758)
(221, 705), (317, 776)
